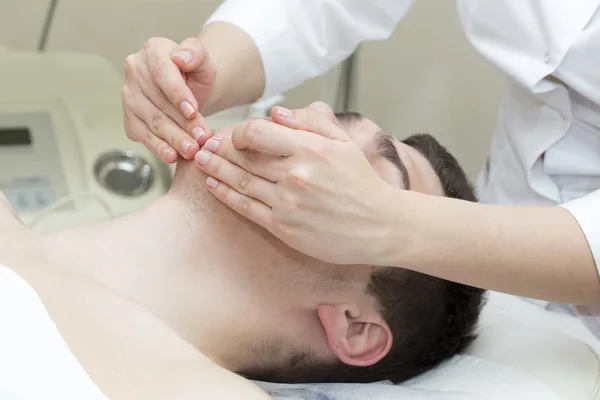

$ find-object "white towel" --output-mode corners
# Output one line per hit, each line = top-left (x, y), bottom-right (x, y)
(258, 353), (557, 400)
(0, 265), (108, 400)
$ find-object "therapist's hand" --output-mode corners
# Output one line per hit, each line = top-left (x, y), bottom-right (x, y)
(195, 103), (399, 265)
(122, 37), (214, 163)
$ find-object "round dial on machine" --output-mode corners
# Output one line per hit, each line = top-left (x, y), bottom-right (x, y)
(93, 150), (154, 197)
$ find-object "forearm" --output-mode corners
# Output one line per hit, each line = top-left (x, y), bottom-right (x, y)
(384, 191), (600, 304)
(200, 0), (414, 114)
(198, 22), (265, 115)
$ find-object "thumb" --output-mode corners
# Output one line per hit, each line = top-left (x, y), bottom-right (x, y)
(270, 102), (350, 141)
(171, 37), (213, 75)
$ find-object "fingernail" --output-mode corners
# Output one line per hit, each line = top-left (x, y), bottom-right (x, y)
(173, 51), (193, 64)
(276, 106), (293, 117)
(204, 138), (220, 152)
(180, 101), (195, 119)
(192, 126), (206, 141)
(206, 177), (219, 188)
(164, 148), (176, 161)
(180, 139), (193, 154)
(195, 150), (210, 165)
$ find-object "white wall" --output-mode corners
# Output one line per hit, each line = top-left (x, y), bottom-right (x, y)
(0, 0), (51, 50)
(1, 0), (506, 179)
(0, 0), (223, 69)
(45, 0), (222, 70)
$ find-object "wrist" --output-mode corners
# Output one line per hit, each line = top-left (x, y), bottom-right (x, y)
(197, 22), (265, 116)
(370, 188), (420, 267)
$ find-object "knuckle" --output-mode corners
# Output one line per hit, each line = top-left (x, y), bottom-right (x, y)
(219, 184), (229, 197)
(208, 157), (221, 176)
(181, 36), (200, 49)
(124, 54), (137, 75)
(194, 39), (206, 56)
(241, 151), (257, 170)
(304, 140), (328, 159)
(310, 101), (329, 110)
(151, 60), (169, 81)
(144, 131), (155, 147)
(285, 166), (312, 187)
(123, 117), (135, 140)
(305, 110), (322, 126)
(219, 184), (232, 201)
(237, 195), (251, 213)
(206, 66), (217, 83)
(277, 219), (295, 235)
(143, 37), (158, 51)
(244, 120), (263, 145)
(166, 86), (182, 103)
(153, 85), (170, 106)
(217, 137), (231, 159)
(238, 171), (252, 191)
(120, 85), (132, 104)
(280, 192), (300, 213)
(150, 112), (163, 133)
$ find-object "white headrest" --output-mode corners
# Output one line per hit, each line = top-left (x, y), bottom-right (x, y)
(467, 321), (600, 399)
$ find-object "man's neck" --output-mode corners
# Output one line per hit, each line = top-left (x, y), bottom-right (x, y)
(40, 182), (277, 371)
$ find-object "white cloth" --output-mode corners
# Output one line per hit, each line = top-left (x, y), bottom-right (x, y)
(261, 354), (558, 400)
(206, 0), (600, 338)
(0, 265), (108, 400)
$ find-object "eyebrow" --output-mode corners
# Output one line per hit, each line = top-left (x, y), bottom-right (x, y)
(374, 131), (411, 190)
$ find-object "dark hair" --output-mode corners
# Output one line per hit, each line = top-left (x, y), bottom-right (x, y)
(402, 134), (477, 202)
(244, 129), (485, 384)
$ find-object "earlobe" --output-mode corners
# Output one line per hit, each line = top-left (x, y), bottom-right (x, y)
(317, 304), (392, 367)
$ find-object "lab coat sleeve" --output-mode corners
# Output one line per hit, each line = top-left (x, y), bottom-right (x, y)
(205, 0), (415, 99)
(561, 190), (600, 272)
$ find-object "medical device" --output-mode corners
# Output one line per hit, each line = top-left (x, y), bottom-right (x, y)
(0, 50), (172, 231)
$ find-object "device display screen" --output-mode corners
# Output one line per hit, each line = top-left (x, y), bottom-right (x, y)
(0, 128), (32, 146)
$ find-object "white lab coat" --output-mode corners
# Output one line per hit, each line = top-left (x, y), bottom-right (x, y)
(206, 0), (600, 336)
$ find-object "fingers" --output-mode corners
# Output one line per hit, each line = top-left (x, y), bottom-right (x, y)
(144, 37), (199, 119)
(125, 90), (200, 160)
(205, 177), (273, 231)
(196, 137), (280, 202)
(195, 147), (277, 206)
(230, 118), (312, 156)
(123, 40), (212, 160)
(172, 37), (212, 74)
(270, 102), (350, 141)
(195, 149), (274, 228)
(174, 37), (217, 103)
(133, 59), (210, 149)
(201, 136), (285, 182)
(124, 114), (179, 163)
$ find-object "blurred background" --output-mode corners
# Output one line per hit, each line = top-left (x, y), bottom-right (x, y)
(0, 0), (507, 231)
(2, 0), (507, 178)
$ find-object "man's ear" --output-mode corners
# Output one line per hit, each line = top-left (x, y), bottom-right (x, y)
(317, 304), (392, 367)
